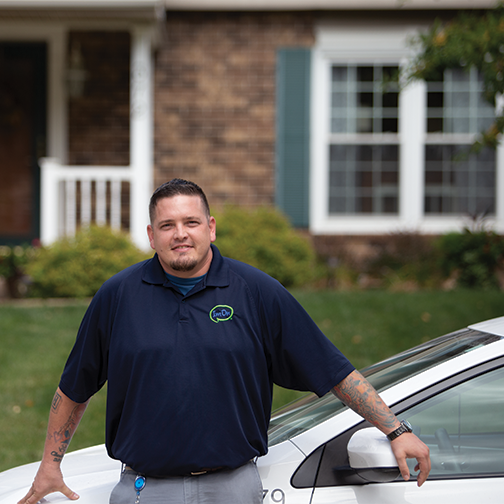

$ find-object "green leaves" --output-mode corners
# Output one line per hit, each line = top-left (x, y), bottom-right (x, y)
(214, 205), (316, 288)
(407, 3), (504, 148)
(26, 226), (151, 298)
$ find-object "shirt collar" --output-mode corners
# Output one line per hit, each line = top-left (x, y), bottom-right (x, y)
(142, 244), (229, 288)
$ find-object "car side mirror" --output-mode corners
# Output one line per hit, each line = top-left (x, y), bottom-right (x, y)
(345, 427), (401, 483)
(291, 426), (402, 488)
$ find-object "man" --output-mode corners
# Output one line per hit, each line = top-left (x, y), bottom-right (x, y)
(19, 179), (430, 504)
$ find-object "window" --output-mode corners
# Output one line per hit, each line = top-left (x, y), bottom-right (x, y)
(424, 144), (495, 215)
(404, 365), (504, 477)
(311, 24), (503, 235)
(425, 68), (496, 216)
(328, 65), (399, 215)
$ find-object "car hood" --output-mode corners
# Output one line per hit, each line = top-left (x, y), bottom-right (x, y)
(0, 445), (121, 504)
(0, 441), (307, 504)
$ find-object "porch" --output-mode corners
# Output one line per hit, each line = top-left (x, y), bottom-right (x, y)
(0, 2), (158, 250)
(40, 25), (155, 250)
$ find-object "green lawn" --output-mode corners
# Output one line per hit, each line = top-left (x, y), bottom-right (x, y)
(1, 289), (504, 472)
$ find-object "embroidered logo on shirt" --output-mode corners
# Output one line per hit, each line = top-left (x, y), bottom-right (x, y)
(209, 305), (234, 323)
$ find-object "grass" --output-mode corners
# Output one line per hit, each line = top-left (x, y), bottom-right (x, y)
(1, 289), (504, 472)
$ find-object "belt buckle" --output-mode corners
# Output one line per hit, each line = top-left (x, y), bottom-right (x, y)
(190, 470), (208, 476)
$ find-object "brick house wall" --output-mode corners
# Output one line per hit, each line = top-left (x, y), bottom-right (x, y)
(66, 13), (316, 211)
(154, 11), (315, 210)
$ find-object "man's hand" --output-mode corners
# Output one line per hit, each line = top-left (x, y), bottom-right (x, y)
(390, 432), (431, 487)
(18, 388), (88, 504)
(17, 463), (79, 504)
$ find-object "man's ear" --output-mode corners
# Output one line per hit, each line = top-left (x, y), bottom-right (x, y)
(147, 224), (155, 250)
(209, 216), (217, 243)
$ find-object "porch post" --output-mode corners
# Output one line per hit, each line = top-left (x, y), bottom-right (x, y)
(40, 158), (62, 245)
(130, 25), (154, 250)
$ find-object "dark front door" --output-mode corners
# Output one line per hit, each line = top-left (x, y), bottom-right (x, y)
(0, 42), (46, 245)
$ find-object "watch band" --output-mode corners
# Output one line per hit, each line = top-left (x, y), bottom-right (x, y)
(387, 420), (413, 441)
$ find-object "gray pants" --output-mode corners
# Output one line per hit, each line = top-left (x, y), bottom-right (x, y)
(109, 462), (263, 504)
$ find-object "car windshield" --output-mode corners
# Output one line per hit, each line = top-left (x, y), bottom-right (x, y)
(268, 329), (502, 446)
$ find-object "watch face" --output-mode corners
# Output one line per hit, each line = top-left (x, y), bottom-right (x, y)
(403, 420), (413, 432)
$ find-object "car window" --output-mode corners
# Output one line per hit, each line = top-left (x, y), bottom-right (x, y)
(291, 357), (504, 489)
(404, 365), (504, 477)
(269, 329), (500, 446)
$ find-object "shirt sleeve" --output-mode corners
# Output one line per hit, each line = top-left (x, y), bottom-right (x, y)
(59, 282), (115, 403)
(257, 278), (355, 397)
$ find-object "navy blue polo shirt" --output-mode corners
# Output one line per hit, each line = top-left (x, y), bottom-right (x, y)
(59, 245), (354, 476)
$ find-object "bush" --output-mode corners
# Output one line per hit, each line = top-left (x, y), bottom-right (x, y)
(435, 229), (504, 289)
(365, 232), (442, 289)
(213, 206), (316, 288)
(26, 226), (151, 298)
(0, 244), (38, 298)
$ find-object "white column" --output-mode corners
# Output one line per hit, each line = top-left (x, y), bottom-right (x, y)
(399, 78), (426, 230)
(129, 25), (154, 250)
(40, 158), (61, 244)
(496, 141), (504, 233)
(47, 26), (68, 164)
(310, 48), (331, 234)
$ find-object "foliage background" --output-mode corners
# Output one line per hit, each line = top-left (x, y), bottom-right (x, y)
(26, 226), (151, 298)
(406, 2), (504, 150)
(213, 205), (316, 288)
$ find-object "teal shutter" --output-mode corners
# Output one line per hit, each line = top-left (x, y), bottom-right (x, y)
(275, 48), (311, 228)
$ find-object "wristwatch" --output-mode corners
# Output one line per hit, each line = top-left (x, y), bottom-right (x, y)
(387, 420), (413, 441)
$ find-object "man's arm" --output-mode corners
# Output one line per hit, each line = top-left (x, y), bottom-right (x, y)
(333, 370), (431, 487)
(18, 388), (89, 504)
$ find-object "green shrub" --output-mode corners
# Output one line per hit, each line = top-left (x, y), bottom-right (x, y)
(213, 206), (316, 288)
(365, 232), (442, 289)
(26, 226), (151, 298)
(435, 229), (504, 289)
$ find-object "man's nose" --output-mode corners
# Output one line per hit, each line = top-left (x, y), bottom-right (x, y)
(173, 223), (188, 239)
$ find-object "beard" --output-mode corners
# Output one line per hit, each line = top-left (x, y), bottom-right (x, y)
(169, 256), (198, 272)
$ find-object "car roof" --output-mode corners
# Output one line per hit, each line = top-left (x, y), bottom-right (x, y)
(469, 316), (504, 337)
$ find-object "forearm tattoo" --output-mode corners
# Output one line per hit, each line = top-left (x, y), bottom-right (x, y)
(333, 370), (398, 431)
(48, 391), (85, 463)
(51, 391), (62, 412)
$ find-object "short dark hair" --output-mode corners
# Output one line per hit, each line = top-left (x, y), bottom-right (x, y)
(149, 178), (211, 223)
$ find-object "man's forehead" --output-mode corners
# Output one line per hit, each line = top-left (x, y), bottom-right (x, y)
(154, 195), (207, 218)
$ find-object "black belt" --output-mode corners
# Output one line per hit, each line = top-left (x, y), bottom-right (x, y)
(124, 465), (226, 477)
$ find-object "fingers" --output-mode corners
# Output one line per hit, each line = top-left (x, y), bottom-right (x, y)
(412, 443), (431, 487)
(18, 484), (40, 504)
(390, 433), (431, 487)
(61, 485), (80, 501)
(414, 457), (431, 487)
(395, 457), (411, 482)
(17, 482), (79, 504)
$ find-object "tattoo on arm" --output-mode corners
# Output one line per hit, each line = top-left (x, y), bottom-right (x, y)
(51, 391), (62, 413)
(48, 404), (85, 463)
(333, 370), (398, 432)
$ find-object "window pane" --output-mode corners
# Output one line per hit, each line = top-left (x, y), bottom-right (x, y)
(329, 144), (399, 215)
(426, 67), (495, 134)
(424, 145), (495, 215)
(331, 64), (399, 134)
(403, 366), (504, 477)
(357, 66), (374, 82)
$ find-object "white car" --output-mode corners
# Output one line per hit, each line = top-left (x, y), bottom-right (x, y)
(2, 317), (504, 504)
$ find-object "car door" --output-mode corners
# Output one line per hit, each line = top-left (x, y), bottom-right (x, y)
(303, 358), (504, 504)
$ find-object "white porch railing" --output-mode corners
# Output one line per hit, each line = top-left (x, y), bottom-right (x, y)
(40, 158), (134, 245)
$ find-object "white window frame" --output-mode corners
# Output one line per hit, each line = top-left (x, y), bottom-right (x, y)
(310, 21), (504, 235)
